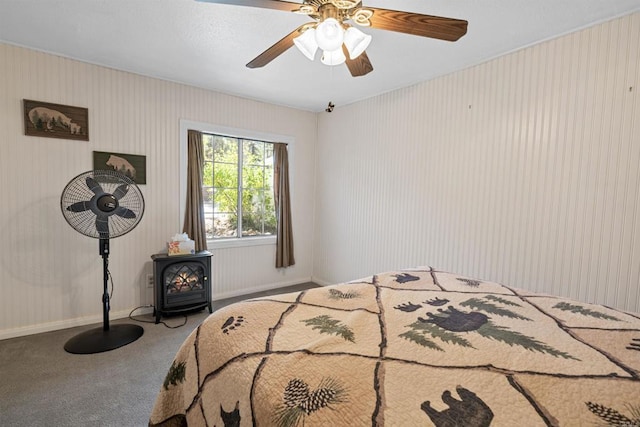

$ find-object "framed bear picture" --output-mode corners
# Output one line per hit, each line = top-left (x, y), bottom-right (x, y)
(93, 151), (147, 185)
(23, 99), (89, 141)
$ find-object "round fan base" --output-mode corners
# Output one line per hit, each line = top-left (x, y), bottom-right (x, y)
(64, 324), (144, 354)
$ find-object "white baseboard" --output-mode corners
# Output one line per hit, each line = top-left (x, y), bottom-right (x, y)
(310, 276), (333, 287)
(0, 278), (314, 341)
(211, 277), (314, 301)
(0, 306), (155, 341)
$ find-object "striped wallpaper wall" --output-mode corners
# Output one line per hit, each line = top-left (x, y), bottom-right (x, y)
(1, 12), (638, 339)
(314, 13), (640, 312)
(0, 43), (317, 339)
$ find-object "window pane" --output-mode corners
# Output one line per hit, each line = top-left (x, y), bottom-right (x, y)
(243, 140), (264, 166)
(203, 187), (213, 203)
(214, 162), (238, 188)
(264, 213), (276, 235)
(242, 189), (265, 236)
(202, 161), (214, 187)
(214, 188), (237, 214)
(202, 134), (214, 161)
(242, 164), (266, 189)
(203, 188), (213, 213)
(214, 213), (237, 238)
(259, 188), (276, 236)
(264, 165), (274, 191)
(213, 136), (238, 164)
(204, 214), (214, 239)
(265, 143), (274, 164)
(214, 188), (237, 239)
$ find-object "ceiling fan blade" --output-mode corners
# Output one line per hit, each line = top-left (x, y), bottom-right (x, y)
(114, 206), (137, 219)
(196, 0), (301, 12)
(85, 177), (105, 195)
(366, 8), (467, 41)
(344, 47), (373, 77)
(112, 184), (130, 200)
(247, 25), (306, 69)
(67, 201), (92, 213)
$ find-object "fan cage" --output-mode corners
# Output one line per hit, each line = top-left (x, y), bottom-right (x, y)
(61, 170), (145, 239)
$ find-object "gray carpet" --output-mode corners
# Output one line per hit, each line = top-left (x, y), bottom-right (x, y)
(0, 282), (319, 427)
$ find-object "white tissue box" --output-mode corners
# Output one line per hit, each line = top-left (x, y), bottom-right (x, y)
(167, 240), (195, 255)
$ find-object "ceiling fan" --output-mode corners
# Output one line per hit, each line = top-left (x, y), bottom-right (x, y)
(198, 0), (467, 77)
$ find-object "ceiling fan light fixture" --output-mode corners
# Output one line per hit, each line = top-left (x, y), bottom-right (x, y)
(293, 28), (318, 61)
(320, 48), (346, 66)
(343, 26), (372, 59)
(315, 18), (344, 51)
(240, 0), (467, 78)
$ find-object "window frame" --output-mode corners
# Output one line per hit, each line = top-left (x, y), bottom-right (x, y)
(179, 119), (293, 249)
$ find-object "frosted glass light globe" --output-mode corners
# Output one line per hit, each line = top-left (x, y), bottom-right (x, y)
(315, 18), (344, 52)
(320, 48), (346, 66)
(344, 26), (372, 59)
(293, 28), (318, 60)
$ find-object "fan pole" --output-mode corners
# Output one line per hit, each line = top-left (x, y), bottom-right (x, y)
(62, 238), (144, 354)
(100, 238), (110, 331)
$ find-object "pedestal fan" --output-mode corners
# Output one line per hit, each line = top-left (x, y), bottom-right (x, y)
(60, 170), (145, 354)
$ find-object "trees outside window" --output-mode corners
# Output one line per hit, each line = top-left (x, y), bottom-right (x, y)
(202, 133), (276, 239)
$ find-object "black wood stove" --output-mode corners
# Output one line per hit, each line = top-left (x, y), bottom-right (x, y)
(151, 251), (212, 323)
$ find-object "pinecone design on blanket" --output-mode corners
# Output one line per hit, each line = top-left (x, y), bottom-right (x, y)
(585, 402), (640, 426)
(275, 378), (347, 426)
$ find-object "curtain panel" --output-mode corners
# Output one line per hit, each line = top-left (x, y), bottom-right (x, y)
(274, 143), (295, 268)
(183, 129), (207, 251)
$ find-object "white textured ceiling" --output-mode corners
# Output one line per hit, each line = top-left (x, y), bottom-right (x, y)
(1, 0), (640, 112)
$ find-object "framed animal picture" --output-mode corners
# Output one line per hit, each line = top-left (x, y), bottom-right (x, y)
(93, 151), (147, 184)
(23, 99), (89, 141)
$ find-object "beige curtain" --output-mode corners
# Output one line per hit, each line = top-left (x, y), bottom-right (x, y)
(274, 143), (295, 268)
(183, 129), (207, 252)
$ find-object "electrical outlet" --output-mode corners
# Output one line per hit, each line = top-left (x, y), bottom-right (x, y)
(146, 274), (154, 288)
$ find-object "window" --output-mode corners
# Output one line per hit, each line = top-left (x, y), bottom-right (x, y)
(180, 120), (293, 249)
(201, 133), (276, 240)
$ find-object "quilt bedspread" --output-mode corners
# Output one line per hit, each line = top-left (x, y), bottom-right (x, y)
(149, 268), (640, 426)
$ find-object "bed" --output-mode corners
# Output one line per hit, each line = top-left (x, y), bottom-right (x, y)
(149, 267), (640, 426)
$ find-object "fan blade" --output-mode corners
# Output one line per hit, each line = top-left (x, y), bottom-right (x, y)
(344, 47), (373, 77)
(114, 206), (137, 219)
(247, 25), (306, 68)
(85, 177), (105, 195)
(196, 0), (301, 12)
(367, 8), (467, 41)
(112, 184), (130, 200)
(96, 216), (110, 238)
(67, 201), (92, 213)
